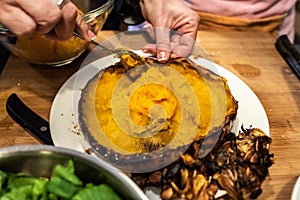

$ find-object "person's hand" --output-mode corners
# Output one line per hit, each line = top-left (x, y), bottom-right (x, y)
(0, 0), (95, 41)
(139, 0), (200, 62)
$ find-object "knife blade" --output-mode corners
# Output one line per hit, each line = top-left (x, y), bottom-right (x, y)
(6, 93), (54, 145)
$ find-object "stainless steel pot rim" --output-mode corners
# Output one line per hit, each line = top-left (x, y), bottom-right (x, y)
(0, 144), (149, 200)
(0, 144), (119, 173)
(0, 144), (117, 172)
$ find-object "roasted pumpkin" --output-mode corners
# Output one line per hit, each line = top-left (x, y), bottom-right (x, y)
(79, 52), (238, 156)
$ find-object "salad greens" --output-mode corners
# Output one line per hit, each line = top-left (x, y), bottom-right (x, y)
(0, 160), (122, 200)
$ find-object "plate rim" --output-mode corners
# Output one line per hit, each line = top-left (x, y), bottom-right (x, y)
(292, 176), (300, 200)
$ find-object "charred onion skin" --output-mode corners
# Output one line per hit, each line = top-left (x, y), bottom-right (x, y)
(131, 127), (274, 200)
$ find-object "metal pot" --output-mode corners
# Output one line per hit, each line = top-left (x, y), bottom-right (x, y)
(0, 144), (148, 200)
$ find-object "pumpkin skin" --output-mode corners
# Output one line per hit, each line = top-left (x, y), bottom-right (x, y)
(78, 53), (238, 172)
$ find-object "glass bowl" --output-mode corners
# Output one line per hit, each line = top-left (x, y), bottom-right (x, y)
(0, 0), (114, 66)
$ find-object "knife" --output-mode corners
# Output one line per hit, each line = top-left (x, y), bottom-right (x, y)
(275, 35), (300, 80)
(0, 43), (11, 75)
(6, 93), (54, 145)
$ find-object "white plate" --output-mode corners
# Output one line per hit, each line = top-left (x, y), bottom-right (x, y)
(292, 176), (300, 200)
(50, 53), (269, 151)
(50, 53), (270, 199)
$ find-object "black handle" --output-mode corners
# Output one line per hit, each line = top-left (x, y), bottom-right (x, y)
(0, 43), (11, 75)
(6, 93), (54, 145)
(275, 35), (300, 80)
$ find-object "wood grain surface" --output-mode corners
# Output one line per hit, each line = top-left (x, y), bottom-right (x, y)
(0, 31), (299, 199)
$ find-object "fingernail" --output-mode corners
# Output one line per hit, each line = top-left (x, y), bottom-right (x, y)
(88, 30), (96, 40)
(158, 51), (167, 62)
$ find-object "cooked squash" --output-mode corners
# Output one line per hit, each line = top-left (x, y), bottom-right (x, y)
(79, 53), (238, 155)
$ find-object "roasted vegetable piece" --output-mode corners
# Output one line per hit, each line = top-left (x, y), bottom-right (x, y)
(131, 127), (274, 200)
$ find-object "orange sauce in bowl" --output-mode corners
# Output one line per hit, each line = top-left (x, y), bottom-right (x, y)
(15, 36), (88, 65)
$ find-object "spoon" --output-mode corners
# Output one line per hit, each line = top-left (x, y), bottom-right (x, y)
(72, 32), (141, 57)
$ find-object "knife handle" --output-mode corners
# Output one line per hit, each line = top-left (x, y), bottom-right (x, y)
(0, 43), (11, 76)
(275, 35), (300, 80)
(6, 93), (54, 145)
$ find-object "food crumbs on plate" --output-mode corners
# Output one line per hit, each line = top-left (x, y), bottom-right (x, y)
(70, 122), (81, 135)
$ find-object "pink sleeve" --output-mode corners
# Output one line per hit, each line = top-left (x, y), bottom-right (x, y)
(183, 0), (296, 42)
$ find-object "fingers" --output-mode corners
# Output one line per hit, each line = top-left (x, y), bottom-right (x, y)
(142, 28), (196, 61)
(142, 27), (171, 63)
(55, 1), (94, 41)
(0, 0), (95, 41)
(142, 24), (171, 63)
(54, 1), (77, 40)
(155, 28), (171, 62)
(143, 22), (155, 40)
(139, 0), (199, 62)
(0, 6), (37, 35)
(169, 33), (181, 58)
(74, 11), (95, 42)
(21, 1), (61, 35)
(0, 0), (61, 35)
(51, 1), (94, 41)
(171, 33), (195, 58)
(140, 11), (198, 61)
